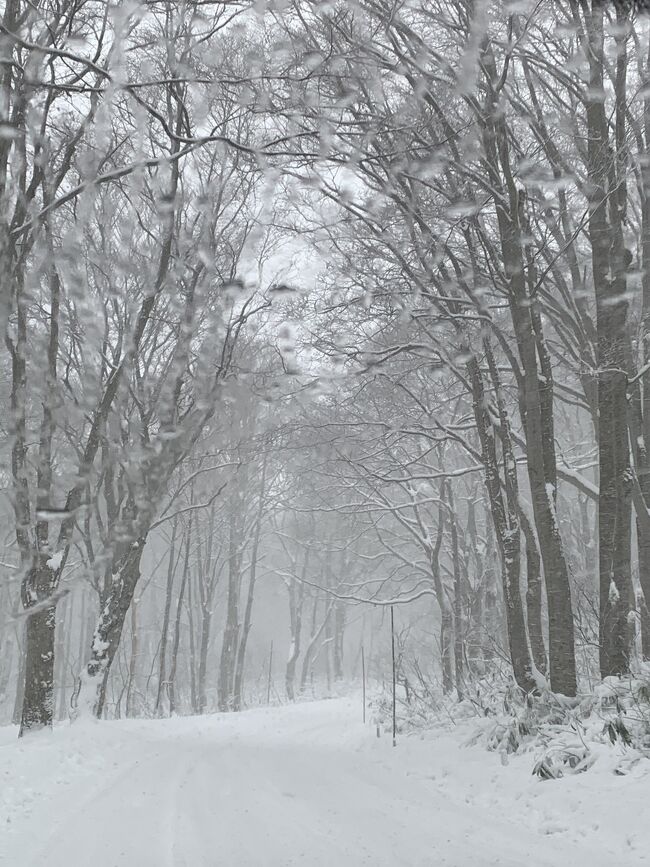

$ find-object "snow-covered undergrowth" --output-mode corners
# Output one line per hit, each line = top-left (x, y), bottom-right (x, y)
(371, 667), (650, 781)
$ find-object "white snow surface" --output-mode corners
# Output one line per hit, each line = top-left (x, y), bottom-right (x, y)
(1, 697), (649, 866)
(45, 550), (63, 571)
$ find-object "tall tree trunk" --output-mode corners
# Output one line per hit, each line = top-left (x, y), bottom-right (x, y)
(10, 273), (60, 734)
(333, 602), (346, 681)
(630, 38), (650, 660)
(285, 581), (303, 701)
(218, 511), (241, 711)
(466, 494), (486, 673)
(155, 517), (178, 715)
(0, 636), (13, 721)
(468, 351), (535, 693)
(586, 0), (634, 677)
(520, 510), (547, 676)
(431, 503), (453, 692)
(446, 482), (465, 700)
(233, 458), (267, 711)
(185, 566), (198, 715)
(286, 546), (308, 701)
(20, 558), (57, 734)
(55, 596), (71, 721)
(482, 523), (499, 662)
(480, 42), (576, 695)
(169, 524), (192, 716)
(300, 595), (320, 693)
(197, 602), (213, 714)
(12, 623), (25, 726)
(125, 597), (138, 718)
(80, 537), (146, 718)
(324, 621), (332, 693)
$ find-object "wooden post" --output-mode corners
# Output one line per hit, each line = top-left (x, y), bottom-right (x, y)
(391, 605), (397, 747)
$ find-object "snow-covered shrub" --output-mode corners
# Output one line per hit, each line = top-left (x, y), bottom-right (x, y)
(479, 670), (650, 779)
(368, 669), (508, 736)
(532, 743), (595, 779)
(370, 663), (650, 779)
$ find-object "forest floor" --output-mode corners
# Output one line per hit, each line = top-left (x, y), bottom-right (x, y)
(0, 696), (649, 866)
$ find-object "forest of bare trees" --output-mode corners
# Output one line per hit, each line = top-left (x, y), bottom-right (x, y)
(2, 0), (650, 756)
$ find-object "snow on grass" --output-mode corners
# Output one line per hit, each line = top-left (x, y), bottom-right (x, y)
(0, 698), (649, 866)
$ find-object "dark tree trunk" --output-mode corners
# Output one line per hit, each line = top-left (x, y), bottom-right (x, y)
(466, 494), (486, 672)
(82, 538), (146, 718)
(286, 547), (307, 701)
(20, 558), (57, 735)
(233, 459), (267, 711)
(333, 602), (345, 681)
(169, 525), (192, 716)
(439, 613), (454, 694)
(12, 624), (25, 725)
(430, 503), (453, 692)
(520, 510), (548, 676)
(446, 482), (465, 700)
(218, 513), (241, 711)
(639, 587), (650, 661)
(285, 591), (302, 701)
(0, 633), (12, 712)
(586, 1), (634, 677)
(197, 603), (213, 714)
(630, 36), (650, 661)
(480, 42), (576, 695)
(482, 524), (498, 663)
(232, 567), (256, 711)
(300, 595), (320, 693)
(125, 597), (138, 718)
(21, 606), (56, 734)
(155, 517), (178, 715)
(468, 352), (535, 693)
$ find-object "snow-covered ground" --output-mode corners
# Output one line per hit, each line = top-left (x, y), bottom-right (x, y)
(1, 697), (648, 866)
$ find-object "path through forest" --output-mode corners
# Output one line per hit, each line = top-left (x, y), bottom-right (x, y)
(1, 697), (648, 866)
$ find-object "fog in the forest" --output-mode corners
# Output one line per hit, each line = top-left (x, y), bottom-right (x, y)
(2, 1), (650, 865)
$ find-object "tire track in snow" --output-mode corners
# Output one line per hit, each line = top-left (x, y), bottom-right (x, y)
(3, 698), (644, 867)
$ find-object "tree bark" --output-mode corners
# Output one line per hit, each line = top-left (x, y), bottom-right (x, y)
(20, 558), (57, 734)
(81, 537), (146, 718)
(197, 587), (215, 714)
(285, 581), (303, 701)
(125, 597), (138, 718)
(233, 458), (267, 711)
(629, 36), (650, 660)
(586, 0), (634, 677)
(333, 602), (346, 682)
(155, 517), (178, 715)
(480, 42), (576, 695)
(520, 509), (547, 676)
(218, 509), (242, 711)
(468, 351), (535, 693)
(446, 481), (465, 700)
(169, 524), (192, 716)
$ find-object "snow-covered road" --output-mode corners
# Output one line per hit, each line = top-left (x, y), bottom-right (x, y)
(1, 697), (648, 866)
